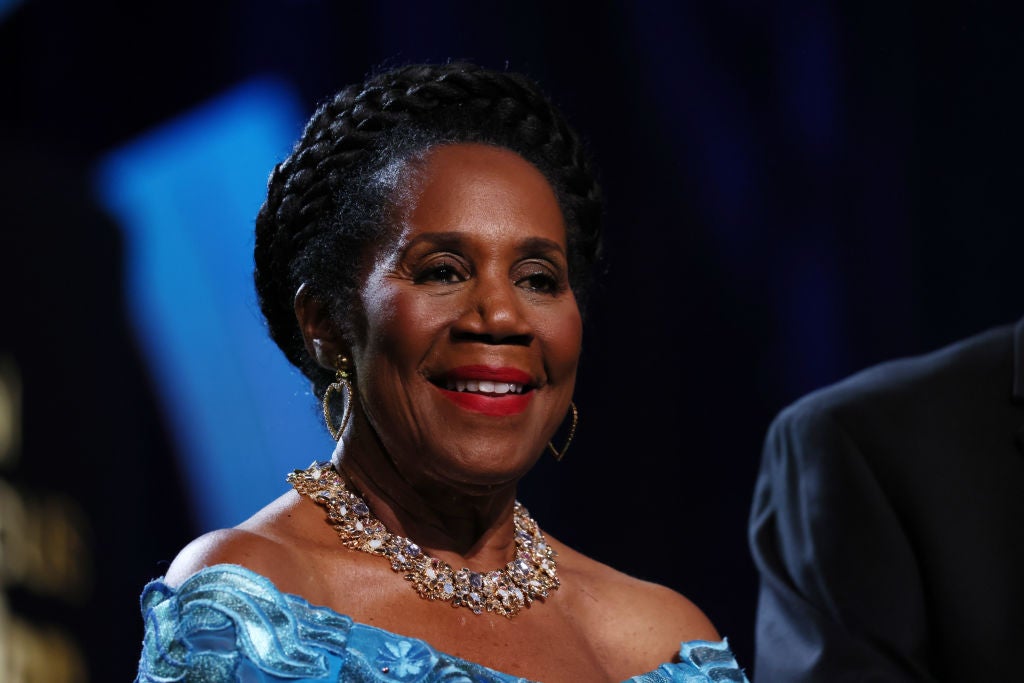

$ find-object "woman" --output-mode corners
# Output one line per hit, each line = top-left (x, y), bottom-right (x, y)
(137, 63), (749, 683)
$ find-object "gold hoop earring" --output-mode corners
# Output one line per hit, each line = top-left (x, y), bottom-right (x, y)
(547, 402), (578, 461)
(322, 356), (354, 441)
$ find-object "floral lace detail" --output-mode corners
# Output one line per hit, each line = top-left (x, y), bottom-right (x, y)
(135, 564), (748, 682)
(376, 640), (435, 678)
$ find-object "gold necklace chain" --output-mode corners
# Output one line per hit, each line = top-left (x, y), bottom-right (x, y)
(287, 461), (559, 617)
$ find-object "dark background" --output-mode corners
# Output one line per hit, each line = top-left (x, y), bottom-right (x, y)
(2, 1), (1023, 680)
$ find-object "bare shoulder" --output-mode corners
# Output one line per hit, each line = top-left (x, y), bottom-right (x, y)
(550, 537), (720, 668)
(163, 491), (315, 588)
(162, 527), (285, 587)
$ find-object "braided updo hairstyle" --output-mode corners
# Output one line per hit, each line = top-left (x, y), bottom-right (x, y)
(254, 62), (604, 400)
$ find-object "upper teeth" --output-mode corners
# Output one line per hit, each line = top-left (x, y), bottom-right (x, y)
(446, 379), (525, 394)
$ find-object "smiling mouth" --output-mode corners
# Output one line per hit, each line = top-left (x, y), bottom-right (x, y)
(430, 366), (536, 416)
(444, 379), (527, 395)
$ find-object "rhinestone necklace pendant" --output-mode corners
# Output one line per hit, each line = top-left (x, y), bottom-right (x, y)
(287, 461), (559, 617)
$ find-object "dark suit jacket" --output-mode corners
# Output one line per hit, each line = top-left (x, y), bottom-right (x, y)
(748, 317), (1024, 681)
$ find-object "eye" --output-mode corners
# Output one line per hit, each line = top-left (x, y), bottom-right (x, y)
(414, 257), (468, 285)
(425, 264), (461, 283)
(517, 273), (558, 293)
(514, 261), (564, 295)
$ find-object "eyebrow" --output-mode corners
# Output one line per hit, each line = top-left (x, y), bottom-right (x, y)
(400, 231), (567, 257)
(516, 236), (567, 258)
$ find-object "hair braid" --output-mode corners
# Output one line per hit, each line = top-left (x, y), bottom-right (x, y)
(254, 62), (604, 399)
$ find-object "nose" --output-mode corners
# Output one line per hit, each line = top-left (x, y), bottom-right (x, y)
(452, 275), (533, 345)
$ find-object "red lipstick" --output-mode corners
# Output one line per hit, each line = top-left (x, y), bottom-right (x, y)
(434, 366), (534, 416)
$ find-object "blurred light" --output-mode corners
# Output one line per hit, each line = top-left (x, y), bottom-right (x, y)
(0, 0), (25, 23)
(95, 78), (332, 530)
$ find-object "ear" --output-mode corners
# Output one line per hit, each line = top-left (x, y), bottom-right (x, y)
(294, 283), (346, 371)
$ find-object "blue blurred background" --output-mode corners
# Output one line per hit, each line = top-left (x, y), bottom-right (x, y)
(1, 1), (1022, 680)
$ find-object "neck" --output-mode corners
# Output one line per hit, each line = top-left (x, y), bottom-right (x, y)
(288, 457), (559, 618)
(330, 417), (520, 571)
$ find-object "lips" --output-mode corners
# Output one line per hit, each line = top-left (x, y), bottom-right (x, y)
(431, 365), (535, 416)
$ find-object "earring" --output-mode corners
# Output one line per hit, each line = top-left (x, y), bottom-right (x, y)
(547, 402), (578, 461)
(322, 355), (354, 441)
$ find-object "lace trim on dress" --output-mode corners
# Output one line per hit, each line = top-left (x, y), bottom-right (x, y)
(136, 564), (749, 683)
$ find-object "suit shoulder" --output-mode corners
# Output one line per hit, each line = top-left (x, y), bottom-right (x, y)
(775, 321), (1016, 429)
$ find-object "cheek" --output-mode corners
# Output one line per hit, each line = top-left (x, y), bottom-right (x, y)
(358, 282), (446, 371)
(540, 302), (583, 381)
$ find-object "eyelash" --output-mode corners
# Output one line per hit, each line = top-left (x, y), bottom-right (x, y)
(415, 258), (466, 284)
(515, 270), (561, 294)
(412, 256), (565, 295)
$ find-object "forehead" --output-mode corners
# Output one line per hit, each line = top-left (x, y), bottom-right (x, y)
(392, 143), (567, 249)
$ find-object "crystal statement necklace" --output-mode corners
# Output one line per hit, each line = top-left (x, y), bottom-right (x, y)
(288, 461), (559, 617)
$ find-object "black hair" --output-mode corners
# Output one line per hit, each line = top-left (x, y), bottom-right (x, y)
(253, 62), (604, 398)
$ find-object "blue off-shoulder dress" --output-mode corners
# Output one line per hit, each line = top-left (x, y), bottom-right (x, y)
(136, 564), (749, 683)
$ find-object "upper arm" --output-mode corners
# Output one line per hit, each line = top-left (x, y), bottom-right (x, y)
(749, 404), (931, 680)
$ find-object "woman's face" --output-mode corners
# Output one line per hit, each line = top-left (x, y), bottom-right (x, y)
(350, 143), (582, 491)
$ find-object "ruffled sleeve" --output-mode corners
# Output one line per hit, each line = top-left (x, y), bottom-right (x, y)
(136, 564), (352, 682)
(626, 639), (750, 683)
